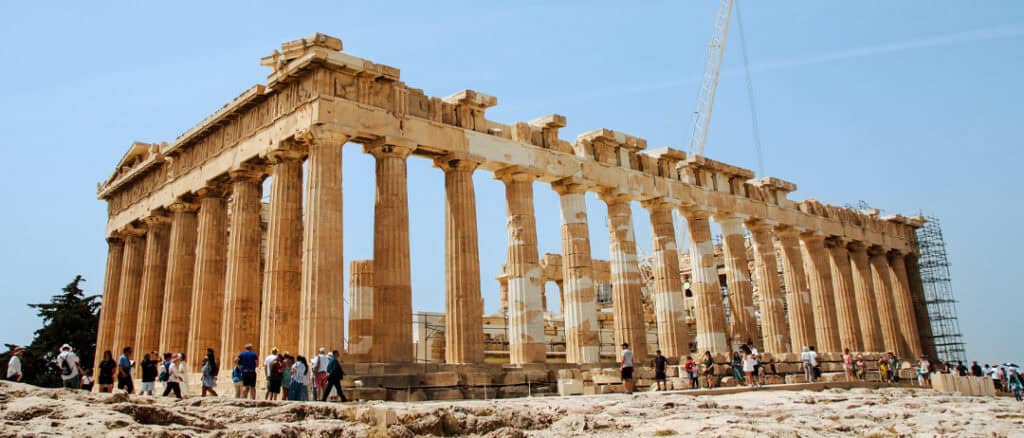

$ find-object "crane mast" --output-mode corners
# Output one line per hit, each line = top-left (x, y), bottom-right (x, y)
(688, 0), (735, 157)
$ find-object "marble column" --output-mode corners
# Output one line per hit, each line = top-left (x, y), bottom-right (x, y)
(775, 227), (815, 352)
(436, 155), (484, 364)
(112, 227), (146, 352)
(848, 241), (883, 351)
(260, 151), (304, 359)
(348, 259), (374, 361)
(825, 238), (862, 352)
(134, 214), (171, 354)
(904, 253), (937, 359)
(299, 133), (346, 356)
(367, 140), (414, 363)
(221, 169), (264, 366)
(746, 221), (789, 353)
(642, 199), (688, 357)
(552, 179), (600, 364)
(498, 169), (546, 364)
(717, 215), (758, 347)
(601, 193), (648, 361)
(889, 251), (923, 358)
(95, 236), (124, 366)
(869, 246), (902, 355)
(682, 209), (729, 354)
(799, 233), (840, 353)
(159, 201), (198, 355)
(187, 188), (228, 373)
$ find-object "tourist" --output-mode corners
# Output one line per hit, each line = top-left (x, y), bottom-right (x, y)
(266, 354), (284, 400)
(887, 353), (899, 383)
(992, 364), (1004, 392)
(80, 370), (94, 392)
(263, 347), (279, 399)
(800, 346), (816, 383)
(684, 356), (698, 389)
(1006, 369), (1023, 402)
(311, 347), (329, 401)
(955, 361), (968, 377)
(201, 348), (219, 397)
(742, 351), (757, 388)
(93, 350), (114, 392)
(702, 351), (716, 389)
(280, 354), (293, 400)
(178, 353), (192, 397)
(917, 355), (931, 387)
(6, 347), (23, 382)
(855, 354), (867, 381)
(289, 355), (310, 401)
(57, 344), (82, 390)
(231, 359), (243, 398)
(115, 346), (133, 394)
(730, 352), (744, 385)
(139, 352), (159, 396)
(321, 350), (347, 402)
(237, 344), (258, 399)
(842, 348), (855, 382)
(158, 352), (172, 393)
(619, 343), (635, 394)
(971, 361), (983, 377)
(162, 353), (183, 400)
(653, 349), (667, 391)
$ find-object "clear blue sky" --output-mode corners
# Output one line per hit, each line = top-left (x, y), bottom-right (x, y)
(1, 1), (1020, 365)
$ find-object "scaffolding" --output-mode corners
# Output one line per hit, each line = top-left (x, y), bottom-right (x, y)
(916, 215), (967, 363)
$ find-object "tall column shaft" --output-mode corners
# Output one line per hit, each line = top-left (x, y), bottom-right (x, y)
(112, 229), (146, 352)
(299, 135), (346, 356)
(187, 191), (228, 373)
(221, 172), (263, 367)
(799, 233), (840, 352)
(553, 181), (599, 364)
(437, 156), (484, 364)
(826, 239), (862, 352)
(367, 141), (414, 362)
(643, 200), (688, 357)
(849, 242), (883, 351)
(776, 228), (815, 352)
(260, 153), (304, 359)
(717, 216), (758, 347)
(348, 260), (374, 361)
(905, 254), (937, 359)
(134, 215), (171, 354)
(747, 223), (789, 353)
(869, 247), (902, 355)
(889, 252), (923, 358)
(603, 194), (647, 361)
(499, 170), (546, 364)
(683, 210), (729, 354)
(95, 237), (124, 366)
(159, 202), (198, 355)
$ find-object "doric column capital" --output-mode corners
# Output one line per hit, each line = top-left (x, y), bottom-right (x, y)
(195, 182), (229, 198)
(798, 231), (826, 243)
(825, 236), (849, 249)
(364, 136), (415, 159)
(105, 235), (124, 245)
(597, 190), (631, 205)
(493, 165), (539, 184)
(887, 248), (906, 259)
(120, 224), (147, 238)
(679, 207), (713, 221)
(550, 177), (591, 195)
(143, 212), (172, 227)
(267, 148), (306, 164)
(228, 162), (268, 182)
(295, 125), (351, 148)
(846, 240), (868, 252)
(773, 224), (801, 238)
(744, 218), (778, 233)
(639, 197), (678, 212)
(712, 212), (749, 227)
(168, 200), (199, 214)
(433, 154), (480, 173)
(867, 244), (887, 257)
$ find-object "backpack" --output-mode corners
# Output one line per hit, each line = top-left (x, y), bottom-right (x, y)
(158, 362), (170, 382)
(59, 354), (73, 376)
(328, 359), (343, 380)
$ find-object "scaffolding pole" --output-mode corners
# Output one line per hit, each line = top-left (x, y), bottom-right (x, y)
(916, 215), (967, 363)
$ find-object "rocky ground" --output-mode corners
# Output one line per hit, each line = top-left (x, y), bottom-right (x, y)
(2, 381), (1022, 437)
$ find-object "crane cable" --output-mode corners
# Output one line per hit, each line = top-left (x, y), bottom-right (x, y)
(735, 0), (766, 176)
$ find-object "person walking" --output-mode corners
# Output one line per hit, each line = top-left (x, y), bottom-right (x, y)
(95, 350), (116, 392)
(162, 354), (184, 399)
(321, 350), (347, 402)
(266, 354), (284, 400)
(116, 347), (134, 394)
(6, 347), (24, 382)
(231, 360), (243, 398)
(237, 344), (258, 399)
(917, 355), (931, 387)
(619, 343), (635, 394)
(178, 353), (192, 397)
(311, 348), (329, 401)
(289, 355), (310, 401)
(702, 351), (716, 389)
(684, 356), (698, 389)
(653, 350), (667, 391)
(1007, 369), (1023, 402)
(57, 344), (83, 390)
(992, 364), (1005, 392)
(139, 353), (159, 395)
(842, 348), (855, 382)
(280, 354), (293, 400)
(158, 353), (172, 393)
(742, 351), (757, 388)
(800, 346), (817, 383)
(263, 347), (279, 400)
(201, 348), (219, 397)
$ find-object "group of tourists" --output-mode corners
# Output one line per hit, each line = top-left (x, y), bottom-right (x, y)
(914, 357), (1023, 401)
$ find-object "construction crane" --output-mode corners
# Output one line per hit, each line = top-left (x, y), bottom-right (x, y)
(688, 0), (735, 158)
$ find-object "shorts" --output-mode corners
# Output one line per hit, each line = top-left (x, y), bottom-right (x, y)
(242, 371), (257, 387)
(117, 377), (133, 392)
(141, 381), (155, 392)
(268, 378), (282, 393)
(62, 378), (80, 389)
(621, 366), (634, 380)
(655, 370), (666, 381)
(315, 371), (328, 389)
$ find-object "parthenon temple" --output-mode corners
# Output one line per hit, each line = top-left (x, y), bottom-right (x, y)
(95, 34), (935, 382)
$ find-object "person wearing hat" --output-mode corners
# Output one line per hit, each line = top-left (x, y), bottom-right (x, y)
(57, 344), (81, 389)
(6, 347), (24, 382)
(620, 342), (635, 394)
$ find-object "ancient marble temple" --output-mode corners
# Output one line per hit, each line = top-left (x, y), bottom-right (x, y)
(94, 34), (933, 374)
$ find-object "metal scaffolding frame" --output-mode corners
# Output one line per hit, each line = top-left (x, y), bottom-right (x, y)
(916, 215), (967, 363)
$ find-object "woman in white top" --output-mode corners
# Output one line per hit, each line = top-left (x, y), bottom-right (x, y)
(742, 353), (758, 388)
(288, 355), (310, 401)
(162, 354), (184, 399)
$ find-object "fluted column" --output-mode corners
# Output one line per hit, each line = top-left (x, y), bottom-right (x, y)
(869, 246), (902, 355)
(299, 132), (347, 356)
(642, 199), (688, 357)
(367, 139), (414, 363)
(775, 227), (815, 352)
(682, 209), (729, 354)
(112, 227), (146, 352)
(889, 251), (922, 358)
(746, 221), (789, 353)
(601, 193), (647, 361)
(436, 155), (484, 364)
(95, 236), (124, 369)
(134, 214), (171, 354)
(552, 179), (600, 364)
(717, 215), (758, 347)
(904, 253), (936, 359)
(826, 238), (862, 352)
(159, 201), (198, 355)
(221, 169), (264, 367)
(348, 260), (374, 362)
(260, 151), (304, 359)
(849, 242), (883, 351)
(799, 233), (840, 353)
(497, 168), (546, 364)
(187, 188), (228, 373)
